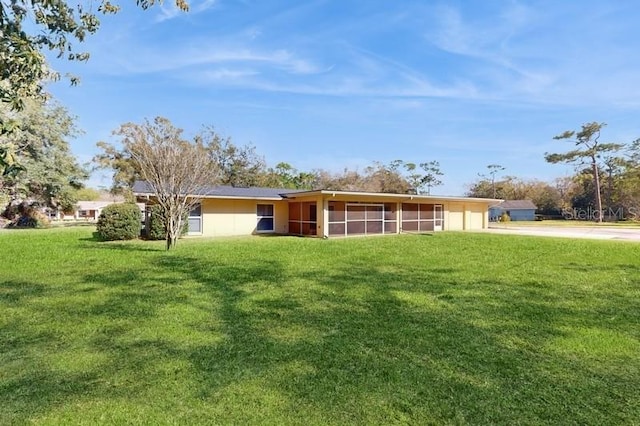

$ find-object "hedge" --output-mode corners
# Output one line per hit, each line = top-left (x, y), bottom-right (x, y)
(96, 203), (141, 241)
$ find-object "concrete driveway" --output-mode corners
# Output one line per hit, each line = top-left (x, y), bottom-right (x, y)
(487, 224), (640, 241)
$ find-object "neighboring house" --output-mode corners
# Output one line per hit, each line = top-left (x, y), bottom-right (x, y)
(47, 201), (145, 221)
(133, 181), (500, 238)
(489, 200), (537, 221)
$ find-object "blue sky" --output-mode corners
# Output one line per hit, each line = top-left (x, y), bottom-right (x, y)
(48, 0), (640, 195)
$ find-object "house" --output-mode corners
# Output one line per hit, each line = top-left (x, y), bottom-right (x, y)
(489, 200), (537, 221)
(47, 200), (145, 221)
(133, 181), (499, 238)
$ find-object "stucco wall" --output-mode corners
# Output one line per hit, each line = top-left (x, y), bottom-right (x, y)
(195, 196), (490, 237)
(201, 198), (289, 236)
(446, 203), (465, 230)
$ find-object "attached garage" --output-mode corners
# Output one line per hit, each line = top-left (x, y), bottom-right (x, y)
(447, 203), (465, 231)
(469, 209), (485, 230)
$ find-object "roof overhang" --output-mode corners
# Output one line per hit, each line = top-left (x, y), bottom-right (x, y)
(284, 189), (501, 204)
(132, 192), (286, 202)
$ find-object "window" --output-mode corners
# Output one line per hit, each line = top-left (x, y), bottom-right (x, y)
(188, 203), (202, 234)
(257, 204), (274, 232)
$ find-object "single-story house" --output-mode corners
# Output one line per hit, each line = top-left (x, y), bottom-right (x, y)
(133, 181), (500, 238)
(489, 200), (537, 221)
(47, 201), (145, 221)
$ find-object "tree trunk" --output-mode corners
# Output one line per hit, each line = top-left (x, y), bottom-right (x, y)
(592, 158), (603, 223)
(165, 212), (183, 250)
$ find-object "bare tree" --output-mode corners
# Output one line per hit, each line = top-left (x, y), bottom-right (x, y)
(115, 117), (218, 250)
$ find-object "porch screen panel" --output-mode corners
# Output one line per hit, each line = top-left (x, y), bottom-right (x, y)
(419, 220), (435, 232)
(402, 204), (418, 221)
(329, 222), (345, 236)
(402, 220), (419, 231)
(421, 204), (435, 219)
(347, 205), (366, 220)
(289, 221), (301, 234)
(328, 201), (346, 236)
(367, 219), (383, 234)
(401, 203), (444, 232)
(328, 201), (345, 222)
(289, 202), (301, 220)
(346, 204), (385, 236)
(384, 203), (397, 234)
(346, 205), (366, 235)
(331, 202), (396, 236)
(384, 222), (396, 233)
(366, 206), (383, 234)
(289, 201), (316, 235)
(347, 220), (366, 235)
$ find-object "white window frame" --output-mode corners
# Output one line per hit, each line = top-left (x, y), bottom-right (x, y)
(188, 203), (202, 235)
(256, 204), (275, 233)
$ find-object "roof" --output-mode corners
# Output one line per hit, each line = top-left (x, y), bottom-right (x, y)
(132, 181), (501, 203)
(492, 200), (537, 210)
(132, 180), (305, 200)
(76, 200), (146, 210)
(286, 189), (500, 203)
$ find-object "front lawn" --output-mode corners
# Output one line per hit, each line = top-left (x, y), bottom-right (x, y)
(1, 228), (639, 424)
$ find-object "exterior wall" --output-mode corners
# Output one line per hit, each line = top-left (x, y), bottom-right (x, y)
(508, 209), (535, 221)
(440, 201), (488, 230)
(490, 207), (535, 221)
(182, 194), (493, 237)
(469, 209), (484, 229)
(200, 198), (289, 236)
(446, 202), (465, 230)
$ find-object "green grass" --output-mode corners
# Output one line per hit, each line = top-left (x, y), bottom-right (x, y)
(1, 228), (639, 425)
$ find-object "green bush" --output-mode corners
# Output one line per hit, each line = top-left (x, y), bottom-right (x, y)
(146, 204), (166, 240)
(96, 203), (141, 241)
(499, 212), (511, 222)
(144, 204), (189, 240)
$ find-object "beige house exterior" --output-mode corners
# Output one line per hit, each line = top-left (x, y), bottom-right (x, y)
(133, 182), (498, 238)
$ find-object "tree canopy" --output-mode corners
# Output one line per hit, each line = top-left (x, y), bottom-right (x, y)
(0, 0), (188, 109)
(545, 122), (624, 222)
(0, 0), (189, 178)
(0, 98), (86, 213)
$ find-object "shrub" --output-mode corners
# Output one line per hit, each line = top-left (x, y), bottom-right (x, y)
(144, 204), (189, 240)
(499, 212), (511, 222)
(146, 204), (166, 240)
(96, 203), (141, 241)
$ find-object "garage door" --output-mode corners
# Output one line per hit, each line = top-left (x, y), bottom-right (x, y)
(469, 210), (484, 230)
(448, 204), (464, 230)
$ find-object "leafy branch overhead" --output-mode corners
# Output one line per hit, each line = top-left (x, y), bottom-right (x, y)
(0, 0), (189, 178)
(0, 0), (189, 108)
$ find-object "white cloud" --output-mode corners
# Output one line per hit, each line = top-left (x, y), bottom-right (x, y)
(155, 0), (217, 22)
